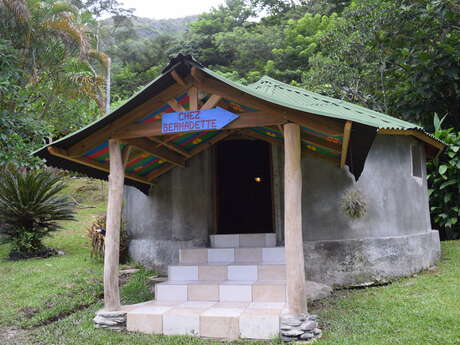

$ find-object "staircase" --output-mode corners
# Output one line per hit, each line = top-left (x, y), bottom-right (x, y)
(125, 233), (287, 339)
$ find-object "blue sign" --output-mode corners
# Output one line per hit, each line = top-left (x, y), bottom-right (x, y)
(161, 107), (239, 134)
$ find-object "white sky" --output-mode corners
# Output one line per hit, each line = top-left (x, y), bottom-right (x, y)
(120, 0), (226, 19)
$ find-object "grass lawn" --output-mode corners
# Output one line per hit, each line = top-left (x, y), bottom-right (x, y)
(0, 177), (459, 345)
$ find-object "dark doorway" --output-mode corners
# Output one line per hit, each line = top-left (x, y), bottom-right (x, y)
(216, 139), (274, 234)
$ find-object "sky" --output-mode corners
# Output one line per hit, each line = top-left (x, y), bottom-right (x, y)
(120, 0), (226, 19)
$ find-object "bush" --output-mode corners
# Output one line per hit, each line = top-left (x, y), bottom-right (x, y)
(427, 115), (460, 240)
(87, 215), (129, 263)
(0, 168), (76, 259)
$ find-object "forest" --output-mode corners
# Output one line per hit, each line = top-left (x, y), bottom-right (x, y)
(0, 0), (459, 238)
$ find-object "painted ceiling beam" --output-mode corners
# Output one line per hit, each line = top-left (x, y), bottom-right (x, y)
(112, 111), (285, 139)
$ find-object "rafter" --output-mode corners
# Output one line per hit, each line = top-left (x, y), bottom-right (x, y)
(300, 132), (341, 153)
(167, 98), (186, 112)
(67, 83), (189, 157)
(190, 67), (344, 136)
(113, 111), (285, 139)
(147, 163), (175, 182)
(201, 94), (222, 110)
(148, 136), (191, 158)
(122, 145), (132, 168)
(171, 70), (186, 87)
(120, 138), (186, 168)
(239, 128), (282, 146)
(47, 146), (150, 185)
(188, 87), (199, 111)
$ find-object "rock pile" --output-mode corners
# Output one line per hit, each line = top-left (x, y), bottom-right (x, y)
(93, 310), (127, 331)
(280, 314), (322, 342)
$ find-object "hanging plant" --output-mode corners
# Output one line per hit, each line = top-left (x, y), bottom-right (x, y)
(341, 189), (367, 219)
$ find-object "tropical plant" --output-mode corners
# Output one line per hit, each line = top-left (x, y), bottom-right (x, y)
(0, 168), (76, 259)
(427, 114), (460, 240)
(341, 189), (367, 219)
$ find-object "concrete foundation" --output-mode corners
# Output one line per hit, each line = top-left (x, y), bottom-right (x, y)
(123, 134), (441, 286)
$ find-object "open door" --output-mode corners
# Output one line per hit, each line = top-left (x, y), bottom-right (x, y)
(216, 139), (274, 234)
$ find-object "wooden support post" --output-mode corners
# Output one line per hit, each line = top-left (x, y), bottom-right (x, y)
(103, 139), (124, 311)
(340, 120), (352, 168)
(283, 123), (307, 316)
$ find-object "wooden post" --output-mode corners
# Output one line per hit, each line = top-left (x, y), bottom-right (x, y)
(284, 123), (307, 316)
(104, 139), (125, 311)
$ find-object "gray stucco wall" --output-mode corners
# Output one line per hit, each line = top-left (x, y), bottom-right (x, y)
(123, 134), (440, 284)
(123, 150), (213, 273)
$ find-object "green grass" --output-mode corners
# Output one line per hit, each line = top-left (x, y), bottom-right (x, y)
(0, 177), (459, 344)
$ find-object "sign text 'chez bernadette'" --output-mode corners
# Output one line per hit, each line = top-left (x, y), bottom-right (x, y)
(161, 107), (239, 134)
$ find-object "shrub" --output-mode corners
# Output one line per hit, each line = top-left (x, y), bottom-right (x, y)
(87, 215), (129, 263)
(427, 115), (460, 240)
(0, 168), (76, 259)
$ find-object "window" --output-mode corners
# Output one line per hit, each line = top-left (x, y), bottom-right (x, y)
(411, 144), (423, 178)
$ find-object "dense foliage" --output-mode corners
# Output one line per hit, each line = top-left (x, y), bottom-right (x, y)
(0, 168), (76, 258)
(428, 115), (460, 240)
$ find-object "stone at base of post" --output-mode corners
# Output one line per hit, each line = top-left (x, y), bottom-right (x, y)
(93, 309), (127, 331)
(280, 314), (322, 343)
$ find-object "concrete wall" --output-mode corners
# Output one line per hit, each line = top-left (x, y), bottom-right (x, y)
(124, 150), (213, 273)
(124, 134), (440, 285)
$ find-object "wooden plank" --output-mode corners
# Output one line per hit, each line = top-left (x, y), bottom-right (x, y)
(47, 146), (150, 185)
(103, 139), (123, 311)
(113, 111), (285, 139)
(121, 138), (186, 167)
(67, 83), (188, 157)
(188, 130), (234, 157)
(121, 145), (132, 168)
(283, 123), (307, 316)
(340, 120), (352, 168)
(171, 70), (186, 87)
(148, 136), (191, 157)
(239, 128), (282, 146)
(167, 98), (186, 112)
(200, 94), (222, 110)
(300, 132), (341, 153)
(188, 87), (198, 111)
(190, 67), (344, 136)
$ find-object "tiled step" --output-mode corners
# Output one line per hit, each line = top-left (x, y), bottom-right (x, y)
(209, 233), (276, 248)
(168, 263), (286, 282)
(179, 247), (285, 265)
(155, 280), (286, 303)
(126, 301), (286, 339)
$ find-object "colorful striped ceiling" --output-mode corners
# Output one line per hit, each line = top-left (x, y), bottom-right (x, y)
(80, 93), (344, 181)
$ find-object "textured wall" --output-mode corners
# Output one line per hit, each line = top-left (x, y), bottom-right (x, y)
(124, 150), (213, 273)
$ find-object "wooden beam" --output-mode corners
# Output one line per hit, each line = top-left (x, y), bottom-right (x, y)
(200, 94), (222, 110)
(188, 87), (198, 111)
(113, 111), (285, 139)
(47, 146), (150, 185)
(239, 128), (282, 146)
(284, 123), (307, 316)
(104, 139), (124, 311)
(148, 136), (191, 158)
(188, 130), (235, 157)
(121, 145), (132, 169)
(300, 132), (341, 153)
(171, 70), (186, 87)
(340, 120), (352, 168)
(190, 67), (344, 136)
(67, 83), (188, 157)
(167, 98), (186, 112)
(121, 138), (186, 168)
(302, 148), (340, 165)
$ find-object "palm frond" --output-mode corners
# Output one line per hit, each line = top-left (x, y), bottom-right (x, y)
(0, 0), (30, 24)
